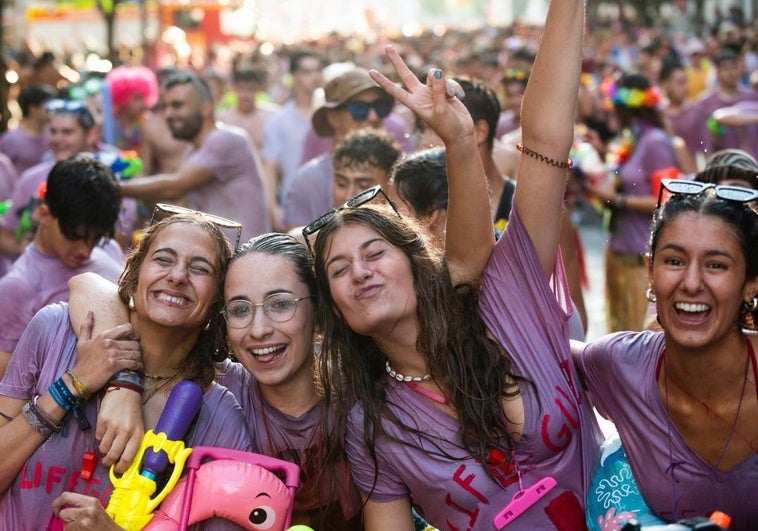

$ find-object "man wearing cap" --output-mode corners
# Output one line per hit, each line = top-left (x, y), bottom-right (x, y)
(281, 67), (396, 229)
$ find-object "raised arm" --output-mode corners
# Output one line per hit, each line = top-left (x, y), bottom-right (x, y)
(369, 46), (493, 287)
(516, 0), (585, 277)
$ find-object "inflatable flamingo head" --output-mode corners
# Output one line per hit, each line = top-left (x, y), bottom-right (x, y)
(150, 459), (293, 530)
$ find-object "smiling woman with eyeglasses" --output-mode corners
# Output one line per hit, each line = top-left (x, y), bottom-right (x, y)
(575, 163), (758, 529)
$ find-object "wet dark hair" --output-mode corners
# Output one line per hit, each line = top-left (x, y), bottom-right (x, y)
(455, 77), (501, 150)
(118, 214), (232, 386)
(649, 181), (758, 328)
(19, 84), (56, 116)
(332, 129), (400, 174)
(45, 158), (121, 244)
(313, 205), (527, 485)
(232, 233), (316, 299)
(390, 147), (448, 216)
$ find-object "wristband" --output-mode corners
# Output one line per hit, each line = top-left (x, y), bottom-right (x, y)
(22, 396), (62, 439)
(66, 369), (92, 400)
(106, 382), (143, 394)
(109, 369), (145, 392)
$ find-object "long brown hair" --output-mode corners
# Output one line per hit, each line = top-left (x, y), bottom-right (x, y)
(312, 205), (529, 485)
(118, 214), (232, 387)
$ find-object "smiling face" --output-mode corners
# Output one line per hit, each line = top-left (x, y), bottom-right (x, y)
(164, 83), (207, 141)
(651, 212), (757, 351)
(323, 222), (417, 339)
(48, 114), (90, 160)
(224, 253), (316, 388)
(132, 222), (221, 332)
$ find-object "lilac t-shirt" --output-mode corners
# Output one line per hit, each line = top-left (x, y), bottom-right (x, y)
(346, 207), (602, 530)
(260, 100), (310, 198)
(610, 127), (676, 254)
(579, 332), (758, 530)
(0, 244), (124, 352)
(665, 103), (710, 161)
(282, 153), (333, 228)
(695, 88), (758, 158)
(0, 128), (49, 175)
(216, 360), (363, 529)
(184, 124), (271, 241)
(0, 303), (253, 531)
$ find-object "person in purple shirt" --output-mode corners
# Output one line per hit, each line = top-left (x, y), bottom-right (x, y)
(0, 211), (252, 530)
(119, 71), (271, 241)
(261, 50), (323, 230)
(694, 49), (758, 158)
(0, 85), (55, 175)
(588, 72), (677, 332)
(576, 167), (758, 530)
(309, 0), (600, 527)
(0, 158), (124, 379)
(282, 66), (406, 230)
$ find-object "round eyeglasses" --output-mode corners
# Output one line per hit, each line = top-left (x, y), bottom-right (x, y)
(221, 294), (313, 328)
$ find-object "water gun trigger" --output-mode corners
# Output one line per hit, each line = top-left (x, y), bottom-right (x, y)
(107, 430), (192, 530)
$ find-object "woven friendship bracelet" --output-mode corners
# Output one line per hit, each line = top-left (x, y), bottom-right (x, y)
(106, 382), (143, 394)
(48, 377), (91, 431)
(66, 369), (92, 400)
(22, 395), (62, 439)
(49, 377), (79, 412)
(516, 143), (573, 169)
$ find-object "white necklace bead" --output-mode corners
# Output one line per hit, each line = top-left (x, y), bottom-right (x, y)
(385, 360), (432, 382)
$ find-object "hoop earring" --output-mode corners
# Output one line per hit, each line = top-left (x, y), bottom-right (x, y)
(128, 295), (135, 311)
(744, 297), (758, 312)
(203, 320), (211, 332)
(646, 288), (657, 303)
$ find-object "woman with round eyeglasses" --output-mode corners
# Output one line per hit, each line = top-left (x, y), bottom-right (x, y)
(65, 231), (365, 530)
(574, 170), (758, 529)
(214, 233), (364, 529)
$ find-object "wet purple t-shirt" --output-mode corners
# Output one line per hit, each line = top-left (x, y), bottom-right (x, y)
(0, 303), (253, 531)
(579, 331), (758, 530)
(184, 124), (271, 241)
(346, 206), (602, 530)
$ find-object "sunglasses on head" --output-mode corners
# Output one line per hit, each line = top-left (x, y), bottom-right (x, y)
(302, 185), (401, 253)
(45, 99), (95, 129)
(657, 178), (758, 209)
(342, 99), (394, 121)
(150, 203), (243, 250)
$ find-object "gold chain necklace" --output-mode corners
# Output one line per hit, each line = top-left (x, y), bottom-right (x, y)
(142, 371), (182, 405)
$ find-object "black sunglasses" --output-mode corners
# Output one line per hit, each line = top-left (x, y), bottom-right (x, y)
(302, 185), (400, 252)
(342, 99), (394, 121)
(150, 203), (243, 250)
(657, 178), (758, 209)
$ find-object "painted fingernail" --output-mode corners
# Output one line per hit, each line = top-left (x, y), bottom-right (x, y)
(434, 69), (443, 79)
(448, 86), (456, 96)
(457, 90), (466, 99)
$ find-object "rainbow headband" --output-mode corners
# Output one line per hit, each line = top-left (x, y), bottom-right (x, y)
(601, 77), (661, 109)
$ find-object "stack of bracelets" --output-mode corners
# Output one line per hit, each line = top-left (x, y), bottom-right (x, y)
(21, 369), (145, 440)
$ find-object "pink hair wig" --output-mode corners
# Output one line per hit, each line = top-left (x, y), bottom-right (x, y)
(105, 66), (159, 109)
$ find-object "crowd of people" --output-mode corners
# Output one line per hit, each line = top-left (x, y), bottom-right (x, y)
(0, 2), (757, 530)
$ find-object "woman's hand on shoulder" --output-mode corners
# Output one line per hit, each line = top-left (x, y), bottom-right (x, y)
(71, 310), (142, 395)
(369, 44), (473, 146)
